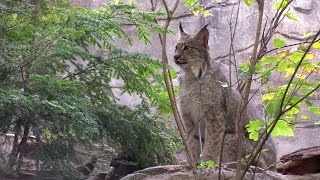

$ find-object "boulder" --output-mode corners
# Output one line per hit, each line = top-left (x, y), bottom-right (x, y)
(105, 156), (142, 180)
(120, 164), (285, 180)
(277, 146), (320, 175)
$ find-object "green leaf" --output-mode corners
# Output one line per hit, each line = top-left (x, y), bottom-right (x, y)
(305, 100), (314, 106)
(169, 68), (177, 79)
(273, 38), (286, 48)
(206, 160), (216, 169)
(197, 161), (206, 170)
(239, 62), (249, 72)
(308, 107), (320, 115)
(246, 120), (262, 141)
(300, 114), (309, 120)
(192, 5), (212, 17)
(312, 41), (320, 49)
(261, 56), (278, 64)
(289, 52), (304, 63)
(286, 106), (299, 115)
(274, 0), (289, 9)
(262, 93), (275, 101)
(266, 102), (277, 117)
(277, 60), (288, 71)
(285, 11), (298, 21)
(271, 120), (294, 137)
(304, 32), (313, 37)
(244, 0), (254, 6)
(185, 0), (195, 7)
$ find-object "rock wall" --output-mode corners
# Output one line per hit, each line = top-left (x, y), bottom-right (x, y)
(70, 0), (320, 161)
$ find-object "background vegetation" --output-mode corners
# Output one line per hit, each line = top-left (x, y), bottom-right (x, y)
(0, 0), (319, 179)
(0, 0), (179, 178)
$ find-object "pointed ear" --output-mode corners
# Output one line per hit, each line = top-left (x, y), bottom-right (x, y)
(195, 24), (209, 48)
(179, 23), (187, 36)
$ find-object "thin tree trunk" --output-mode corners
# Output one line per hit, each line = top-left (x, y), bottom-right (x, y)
(16, 122), (31, 171)
(8, 119), (22, 169)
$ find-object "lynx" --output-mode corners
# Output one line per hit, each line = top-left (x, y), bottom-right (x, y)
(174, 24), (276, 167)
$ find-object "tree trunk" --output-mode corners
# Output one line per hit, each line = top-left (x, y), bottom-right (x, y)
(16, 122), (31, 171)
(7, 119), (22, 169)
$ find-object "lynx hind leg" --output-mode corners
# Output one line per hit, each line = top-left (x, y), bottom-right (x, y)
(221, 133), (238, 162)
(243, 136), (276, 169)
(203, 111), (226, 163)
(255, 137), (277, 169)
(182, 113), (202, 163)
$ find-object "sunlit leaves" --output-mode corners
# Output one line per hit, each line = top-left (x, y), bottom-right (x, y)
(308, 107), (320, 115)
(193, 5), (212, 17)
(184, 0), (212, 17)
(257, 36), (320, 138)
(246, 119), (295, 139)
(274, 0), (290, 10)
(262, 93), (275, 101)
(270, 120), (294, 137)
(285, 11), (298, 21)
(312, 41), (320, 49)
(244, 0), (255, 6)
(240, 62), (250, 72)
(305, 53), (315, 60)
(277, 59), (287, 71)
(289, 52), (304, 63)
(276, 50), (291, 58)
(246, 120), (262, 141)
(304, 32), (313, 38)
(273, 38), (286, 48)
(185, 0), (194, 6)
(197, 160), (217, 170)
(300, 114), (309, 120)
(284, 67), (295, 77)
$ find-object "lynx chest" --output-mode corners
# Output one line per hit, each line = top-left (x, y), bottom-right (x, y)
(177, 70), (226, 124)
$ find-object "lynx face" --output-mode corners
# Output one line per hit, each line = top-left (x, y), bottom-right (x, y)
(174, 36), (200, 66)
(174, 24), (210, 79)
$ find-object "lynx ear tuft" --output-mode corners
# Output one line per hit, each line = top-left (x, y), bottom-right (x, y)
(179, 23), (187, 36)
(195, 25), (209, 48)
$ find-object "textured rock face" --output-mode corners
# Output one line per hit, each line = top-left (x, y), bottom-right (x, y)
(276, 146), (320, 175)
(71, 0), (320, 166)
(120, 164), (320, 180)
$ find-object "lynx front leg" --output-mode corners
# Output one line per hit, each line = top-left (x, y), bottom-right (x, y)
(182, 113), (201, 164)
(203, 112), (226, 163)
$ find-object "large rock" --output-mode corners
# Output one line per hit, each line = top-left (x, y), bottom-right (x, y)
(120, 164), (320, 180)
(277, 146), (320, 175)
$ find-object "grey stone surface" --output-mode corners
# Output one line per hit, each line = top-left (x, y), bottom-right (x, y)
(120, 164), (289, 180)
(292, 0), (314, 13)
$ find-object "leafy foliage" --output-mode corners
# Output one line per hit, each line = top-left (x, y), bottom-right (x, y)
(184, 0), (212, 17)
(96, 102), (180, 167)
(245, 40), (320, 140)
(0, 0), (178, 176)
(244, 0), (255, 6)
(197, 160), (217, 170)
(242, 0), (320, 140)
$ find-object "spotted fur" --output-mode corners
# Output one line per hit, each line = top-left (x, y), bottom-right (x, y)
(174, 25), (276, 167)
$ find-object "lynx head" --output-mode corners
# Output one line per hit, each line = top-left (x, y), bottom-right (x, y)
(174, 24), (210, 79)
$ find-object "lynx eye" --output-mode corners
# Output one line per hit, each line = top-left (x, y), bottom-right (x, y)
(183, 46), (191, 51)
